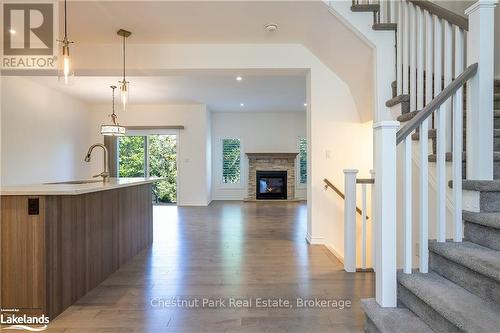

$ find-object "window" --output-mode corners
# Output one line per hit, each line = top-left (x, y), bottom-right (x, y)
(222, 138), (241, 184)
(298, 137), (307, 184)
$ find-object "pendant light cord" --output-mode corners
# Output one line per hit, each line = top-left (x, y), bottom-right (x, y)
(122, 35), (126, 81)
(112, 87), (116, 115)
(64, 0), (68, 40)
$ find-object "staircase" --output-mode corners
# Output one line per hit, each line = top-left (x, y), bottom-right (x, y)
(343, 1), (500, 332)
(362, 80), (500, 332)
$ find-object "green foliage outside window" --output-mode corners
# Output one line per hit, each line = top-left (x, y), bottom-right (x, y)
(222, 138), (241, 184)
(118, 136), (145, 177)
(118, 135), (177, 204)
(148, 135), (177, 204)
(299, 138), (307, 184)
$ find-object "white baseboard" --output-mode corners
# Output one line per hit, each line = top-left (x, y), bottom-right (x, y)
(325, 244), (344, 264)
(305, 232), (324, 244)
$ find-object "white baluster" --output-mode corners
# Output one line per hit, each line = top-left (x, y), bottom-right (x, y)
(444, 21), (453, 151)
(397, 0), (403, 95)
(403, 137), (412, 273)
(373, 121), (399, 308)
(380, 0), (387, 24)
(409, 2), (417, 112)
(344, 169), (358, 273)
(434, 15), (446, 243)
(453, 27), (465, 242)
(362, 183), (367, 270)
(402, 1), (409, 95)
(416, 7), (424, 111)
(420, 9), (433, 274)
(390, 0), (397, 24)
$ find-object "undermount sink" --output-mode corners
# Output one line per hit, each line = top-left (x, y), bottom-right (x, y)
(45, 179), (103, 185)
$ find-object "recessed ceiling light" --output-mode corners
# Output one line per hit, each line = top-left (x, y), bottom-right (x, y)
(304, 103), (308, 107)
(9, 29), (16, 34)
(240, 103), (245, 107)
(265, 24), (279, 33)
(236, 76), (243, 81)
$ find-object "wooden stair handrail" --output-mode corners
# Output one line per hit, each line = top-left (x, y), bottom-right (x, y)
(396, 63), (478, 145)
(408, 0), (469, 31)
(323, 178), (369, 219)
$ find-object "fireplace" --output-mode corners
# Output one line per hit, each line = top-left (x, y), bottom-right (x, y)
(256, 171), (287, 200)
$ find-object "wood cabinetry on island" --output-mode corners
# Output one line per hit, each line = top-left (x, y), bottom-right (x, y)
(0, 179), (157, 320)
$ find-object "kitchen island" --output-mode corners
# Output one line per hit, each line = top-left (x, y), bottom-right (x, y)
(0, 178), (160, 319)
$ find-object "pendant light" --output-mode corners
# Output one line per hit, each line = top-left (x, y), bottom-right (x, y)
(117, 29), (131, 111)
(101, 86), (126, 136)
(58, 0), (74, 85)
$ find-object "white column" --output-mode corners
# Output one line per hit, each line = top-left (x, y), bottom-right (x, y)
(373, 121), (399, 308)
(361, 183), (368, 270)
(465, 0), (497, 180)
(344, 169), (358, 273)
(370, 169), (376, 273)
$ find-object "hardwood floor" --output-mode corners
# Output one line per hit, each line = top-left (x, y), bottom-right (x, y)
(46, 201), (374, 332)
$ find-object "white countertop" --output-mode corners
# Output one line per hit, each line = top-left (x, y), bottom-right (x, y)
(0, 177), (164, 196)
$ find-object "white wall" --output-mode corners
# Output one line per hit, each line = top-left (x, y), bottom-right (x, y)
(211, 112), (307, 200)
(71, 43), (374, 258)
(1, 76), (92, 185)
(89, 103), (212, 206)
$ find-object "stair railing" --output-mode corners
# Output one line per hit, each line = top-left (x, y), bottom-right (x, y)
(324, 174), (374, 273)
(362, 1), (497, 308)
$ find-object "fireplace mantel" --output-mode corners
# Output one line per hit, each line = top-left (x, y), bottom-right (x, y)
(246, 153), (298, 159)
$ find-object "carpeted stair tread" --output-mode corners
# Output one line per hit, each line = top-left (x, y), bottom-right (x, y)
(495, 129), (500, 137)
(495, 93), (500, 100)
(428, 151), (500, 163)
(412, 129), (436, 141)
(462, 179), (500, 192)
(373, 23), (397, 31)
(428, 152), (464, 162)
(351, 4), (380, 12)
(397, 110), (419, 122)
(428, 240), (500, 283)
(398, 271), (500, 332)
(463, 211), (500, 229)
(361, 299), (433, 333)
(386, 94), (409, 107)
(495, 110), (500, 118)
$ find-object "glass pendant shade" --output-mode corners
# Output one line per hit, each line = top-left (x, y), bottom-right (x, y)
(58, 0), (74, 85)
(58, 44), (74, 85)
(119, 80), (129, 111)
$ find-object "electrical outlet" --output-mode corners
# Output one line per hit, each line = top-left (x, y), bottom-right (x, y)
(28, 198), (39, 215)
(415, 242), (420, 257)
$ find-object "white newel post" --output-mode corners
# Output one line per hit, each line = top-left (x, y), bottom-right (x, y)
(465, 0), (498, 180)
(373, 121), (399, 308)
(343, 169), (358, 273)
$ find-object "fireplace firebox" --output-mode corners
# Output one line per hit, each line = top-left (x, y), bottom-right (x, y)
(256, 171), (287, 200)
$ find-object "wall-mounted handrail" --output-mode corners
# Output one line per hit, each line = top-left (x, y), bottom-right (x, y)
(408, 0), (468, 31)
(323, 178), (368, 218)
(396, 63), (478, 144)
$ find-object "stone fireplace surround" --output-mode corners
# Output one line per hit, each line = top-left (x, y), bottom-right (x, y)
(245, 153), (298, 201)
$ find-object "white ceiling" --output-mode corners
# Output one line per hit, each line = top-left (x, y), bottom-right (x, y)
(29, 71), (307, 112)
(55, 0), (374, 119)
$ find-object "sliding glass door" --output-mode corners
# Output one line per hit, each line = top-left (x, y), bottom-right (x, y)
(118, 132), (178, 204)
